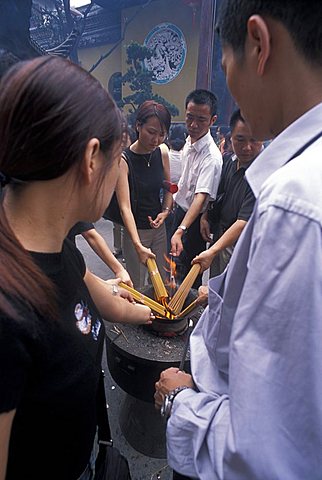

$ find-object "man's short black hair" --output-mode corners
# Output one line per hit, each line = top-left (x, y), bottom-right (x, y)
(217, 0), (322, 67)
(185, 89), (218, 117)
(229, 109), (244, 132)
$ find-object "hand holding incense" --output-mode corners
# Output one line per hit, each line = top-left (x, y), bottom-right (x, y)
(119, 282), (166, 316)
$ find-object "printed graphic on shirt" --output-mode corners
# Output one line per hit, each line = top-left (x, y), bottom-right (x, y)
(74, 301), (101, 340)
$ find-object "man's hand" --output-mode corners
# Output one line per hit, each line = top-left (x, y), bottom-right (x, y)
(200, 213), (212, 242)
(192, 248), (216, 272)
(154, 367), (194, 410)
(196, 285), (209, 306)
(148, 211), (168, 229)
(170, 230), (184, 257)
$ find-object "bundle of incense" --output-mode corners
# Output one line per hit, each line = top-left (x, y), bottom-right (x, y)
(146, 258), (168, 303)
(119, 282), (166, 316)
(168, 264), (201, 315)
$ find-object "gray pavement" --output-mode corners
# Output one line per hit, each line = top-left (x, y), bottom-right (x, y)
(76, 219), (173, 480)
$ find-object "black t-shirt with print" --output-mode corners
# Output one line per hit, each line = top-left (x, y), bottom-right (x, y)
(0, 240), (105, 480)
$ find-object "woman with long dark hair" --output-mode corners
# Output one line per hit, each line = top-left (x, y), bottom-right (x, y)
(0, 56), (151, 480)
(115, 100), (173, 288)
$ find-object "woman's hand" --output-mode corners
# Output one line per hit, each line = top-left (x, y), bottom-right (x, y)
(135, 243), (155, 265)
(114, 266), (133, 287)
(103, 279), (153, 324)
(148, 211), (168, 229)
(154, 367), (194, 410)
(127, 303), (154, 325)
(105, 278), (133, 302)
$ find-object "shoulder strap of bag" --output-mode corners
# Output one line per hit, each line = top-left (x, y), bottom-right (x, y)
(122, 150), (138, 215)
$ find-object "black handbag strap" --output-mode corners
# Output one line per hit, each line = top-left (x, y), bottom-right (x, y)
(97, 370), (113, 446)
(122, 150), (138, 217)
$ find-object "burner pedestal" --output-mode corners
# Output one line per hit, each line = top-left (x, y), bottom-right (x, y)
(119, 393), (167, 458)
(105, 298), (203, 458)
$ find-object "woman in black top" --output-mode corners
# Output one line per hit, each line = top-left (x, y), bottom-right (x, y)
(0, 56), (151, 480)
(116, 101), (173, 288)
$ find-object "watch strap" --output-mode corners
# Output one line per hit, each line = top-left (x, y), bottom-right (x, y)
(161, 386), (189, 420)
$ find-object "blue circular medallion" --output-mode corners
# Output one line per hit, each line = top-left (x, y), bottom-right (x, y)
(144, 23), (187, 84)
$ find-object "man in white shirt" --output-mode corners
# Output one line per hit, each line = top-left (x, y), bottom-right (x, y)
(155, 1), (322, 478)
(170, 89), (222, 287)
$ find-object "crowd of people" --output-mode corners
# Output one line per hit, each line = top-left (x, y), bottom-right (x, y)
(0, 0), (322, 478)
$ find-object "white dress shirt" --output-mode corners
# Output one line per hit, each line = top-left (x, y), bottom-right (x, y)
(174, 131), (222, 212)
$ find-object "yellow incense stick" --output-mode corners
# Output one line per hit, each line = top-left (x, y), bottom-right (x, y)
(175, 299), (199, 319)
(119, 282), (166, 316)
(146, 258), (168, 301)
(168, 264), (201, 315)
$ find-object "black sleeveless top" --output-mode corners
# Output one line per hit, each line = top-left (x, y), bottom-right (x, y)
(124, 146), (164, 229)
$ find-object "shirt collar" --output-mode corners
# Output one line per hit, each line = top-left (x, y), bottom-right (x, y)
(186, 130), (213, 153)
(231, 153), (255, 172)
(246, 102), (322, 197)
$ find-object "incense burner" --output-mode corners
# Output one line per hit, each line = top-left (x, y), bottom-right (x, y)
(142, 285), (197, 336)
(105, 288), (204, 458)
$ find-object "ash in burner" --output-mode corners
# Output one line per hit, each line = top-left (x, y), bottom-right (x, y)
(140, 285), (197, 337)
(147, 315), (189, 337)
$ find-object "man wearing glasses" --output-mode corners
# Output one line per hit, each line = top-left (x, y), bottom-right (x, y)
(193, 108), (263, 277)
(170, 89), (222, 287)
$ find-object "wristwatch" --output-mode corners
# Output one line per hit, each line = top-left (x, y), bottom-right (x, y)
(161, 386), (189, 420)
(177, 225), (187, 233)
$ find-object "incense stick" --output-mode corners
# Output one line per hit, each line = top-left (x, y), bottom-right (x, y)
(146, 258), (168, 302)
(175, 299), (199, 319)
(168, 264), (201, 315)
(119, 282), (166, 316)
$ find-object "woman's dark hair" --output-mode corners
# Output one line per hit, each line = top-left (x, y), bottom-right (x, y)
(168, 124), (187, 151)
(0, 56), (123, 319)
(135, 100), (171, 136)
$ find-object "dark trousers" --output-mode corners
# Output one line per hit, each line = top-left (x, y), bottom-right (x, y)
(171, 204), (206, 289)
